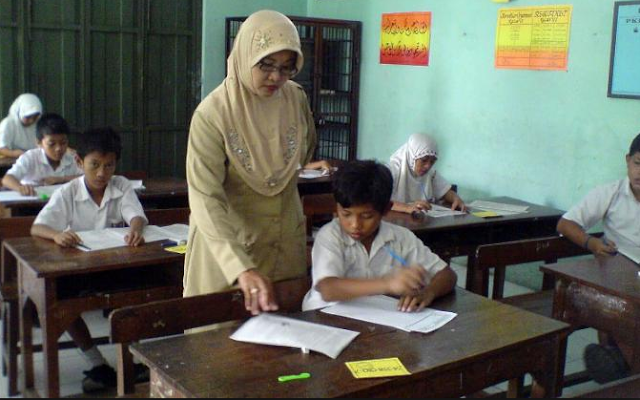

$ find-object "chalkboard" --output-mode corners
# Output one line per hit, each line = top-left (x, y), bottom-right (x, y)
(608, 1), (640, 99)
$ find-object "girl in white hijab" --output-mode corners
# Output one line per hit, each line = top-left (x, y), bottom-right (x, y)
(389, 133), (465, 214)
(0, 93), (43, 157)
(184, 10), (320, 315)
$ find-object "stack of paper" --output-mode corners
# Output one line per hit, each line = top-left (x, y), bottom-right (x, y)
(230, 314), (359, 359)
(423, 204), (466, 218)
(76, 224), (189, 251)
(468, 200), (529, 216)
(321, 295), (457, 334)
(0, 191), (39, 202)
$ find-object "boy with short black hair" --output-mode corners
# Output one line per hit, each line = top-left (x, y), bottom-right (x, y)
(302, 160), (457, 312)
(557, 132), (640, 384)
(31, 127), (148, 392)
(2, 113), (82, 196)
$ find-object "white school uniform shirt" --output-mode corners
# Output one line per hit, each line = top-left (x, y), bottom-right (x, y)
(302, 219), (447, 311)
(33, 175), (148, 232)
(5, 148), (82, 186)
(562, 178), (640, 249)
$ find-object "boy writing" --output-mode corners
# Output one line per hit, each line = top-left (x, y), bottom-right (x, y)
(557, 132), (640, 383)
(31, 127), (147, 392)
(302, 160), (457, 311)
(2, 113), (82, 196)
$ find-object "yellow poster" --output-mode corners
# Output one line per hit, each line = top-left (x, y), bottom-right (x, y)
(495, 5), (572, 70)
(345, 357), (411, 379)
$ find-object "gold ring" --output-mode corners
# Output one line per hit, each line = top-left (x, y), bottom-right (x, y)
(250, 288), (259, 294)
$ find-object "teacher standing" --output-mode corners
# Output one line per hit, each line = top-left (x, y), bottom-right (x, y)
(184, 10), (316, 314)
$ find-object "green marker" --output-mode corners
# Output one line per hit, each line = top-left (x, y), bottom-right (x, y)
(278, 372), (311, 383)
(40, 194), (49, 201)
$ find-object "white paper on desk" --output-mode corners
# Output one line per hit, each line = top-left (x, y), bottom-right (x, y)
(129, 180), (145, 190)
(76, 224), (190, 251)
(321, 295), (457, 334)
(468, 200), (529, 215)
(142, 224), (189, 244)
(298, 169), (327, 179)
(229, 314), (359, 359)
(0, 191), (39, 202)
(35, 184), (63, 198)
(424, 204), (466, 218)
(618, 246), (640, 264)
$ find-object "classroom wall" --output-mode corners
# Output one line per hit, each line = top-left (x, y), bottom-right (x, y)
(201, 0), (307, 95)
(201, 0), (640, 211)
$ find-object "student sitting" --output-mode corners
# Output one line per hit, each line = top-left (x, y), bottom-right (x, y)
(388, 133), (465, 214)
(2, 113), (82, 196)
(302, 160), (457, 311)
(0, 93), (42, 158)
(557, 132), (640, 384)
(31, 127), (147, 393)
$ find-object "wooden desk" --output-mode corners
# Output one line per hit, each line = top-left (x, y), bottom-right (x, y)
(541, 254), (640, 374)
(130, 289), (569, 398)
(573, 374), (640, 397)
(0, 177), (189, 216)
(297, 174), (333, 197)
(384, 196), (564, 292)
(4, 237), (184, 397)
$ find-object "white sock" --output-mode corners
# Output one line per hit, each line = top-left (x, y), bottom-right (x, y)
(82, 346), (108, 368)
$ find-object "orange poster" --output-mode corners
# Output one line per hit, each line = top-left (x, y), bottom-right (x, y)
(380, 12), (431, 66)
(495, 5), (572, 70)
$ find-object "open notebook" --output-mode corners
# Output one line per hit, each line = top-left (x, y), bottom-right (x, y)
(75, 224), (189, 251)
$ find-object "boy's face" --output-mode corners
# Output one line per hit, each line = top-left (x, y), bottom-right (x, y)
(627, 152), (640, 196)
(337, 203), (385, 244)
(76, 151), (117, 193)
(414, 155), (437, 177)
(38, 133), (69, 163)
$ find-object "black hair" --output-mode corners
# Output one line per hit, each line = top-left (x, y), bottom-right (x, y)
(333, 160), (393, 214)
(35, 113), (70, 141)
(77, 127), (122, 160)
(630, 133), (640, 156)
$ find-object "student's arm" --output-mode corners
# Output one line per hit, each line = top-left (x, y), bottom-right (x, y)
(41, 175), (81, 186)
(30, 224), (81, 247)
(316, 266), (427, 302)
(391, 200), (431, 214)
(304, 160), (332, 171)
(0, 147), (24, 158)
(124, 216), (146, 247)
(397, 266), (457, 312)
(2, 174), (36, 196)
(557, 218), (617, 257)
(442, 189), (466, 211)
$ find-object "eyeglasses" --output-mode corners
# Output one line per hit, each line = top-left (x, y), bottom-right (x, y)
(257, 60), (298, 77)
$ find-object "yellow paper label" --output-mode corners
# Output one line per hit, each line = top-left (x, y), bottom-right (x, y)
(345, 357), (411, 379)
(472, 211), (500, 218)
(164, 244), (187, 254)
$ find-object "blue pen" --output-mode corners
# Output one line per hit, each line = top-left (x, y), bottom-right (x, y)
(384, 245), (408, 267)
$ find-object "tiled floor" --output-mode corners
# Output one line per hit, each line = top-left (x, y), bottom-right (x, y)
(0, 260), (608, 397)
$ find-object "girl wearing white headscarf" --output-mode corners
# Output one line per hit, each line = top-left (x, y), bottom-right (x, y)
(389, 133), (465, 214)
(184, 10), (317, 314)
(0, 93), (42, 157)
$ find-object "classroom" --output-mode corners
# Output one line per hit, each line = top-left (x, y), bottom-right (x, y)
(0, 0), (639, 397)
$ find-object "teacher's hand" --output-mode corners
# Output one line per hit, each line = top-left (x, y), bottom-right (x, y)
(237, 269), (279, 315)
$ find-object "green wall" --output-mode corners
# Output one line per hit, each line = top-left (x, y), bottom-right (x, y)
(202, 0), (640, 211)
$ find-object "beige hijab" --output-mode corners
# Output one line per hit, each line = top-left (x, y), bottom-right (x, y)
(215, 10), (307, 196)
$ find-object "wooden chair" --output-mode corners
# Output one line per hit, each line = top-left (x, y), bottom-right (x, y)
(471, 234), (600, 394)
(110, 276), (312, 397)
(121, 170), (149, 180)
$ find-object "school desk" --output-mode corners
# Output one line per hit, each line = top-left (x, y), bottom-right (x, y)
(383, 196), (564, 292)
(4, 237), (184, 398)
(541, 254), (640, 375)
(129, 288), (569, 398)
(572, 374), (640, 398)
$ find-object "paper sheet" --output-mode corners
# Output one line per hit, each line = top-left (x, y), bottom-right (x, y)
(230, 314), (359, 359)
(468, 200), (529, 216)
(345, 357), (411, 379)
(0, 191), (39, 202)
(298, 169), (329, 179)
(424, 204), (466, 218)
(619, 246), (640, 264)
(321, 295), (456, 334)
(75, 224), (190, 251)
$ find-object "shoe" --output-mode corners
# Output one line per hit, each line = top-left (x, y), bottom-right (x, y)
(82, 364), (117, 393)
(584, 343), (630, 384)
(134, 363), (150, 383)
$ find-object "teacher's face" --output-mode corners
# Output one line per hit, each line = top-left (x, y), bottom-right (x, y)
(251, 50), (297, 98)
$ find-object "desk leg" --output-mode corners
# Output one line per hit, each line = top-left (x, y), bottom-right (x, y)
(19, 297), (35, 393)
(41, 285), (61, 398)
(530, 333), (567, 398)
(5, 300), (19, 396)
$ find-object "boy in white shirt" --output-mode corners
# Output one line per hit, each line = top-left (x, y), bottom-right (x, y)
(2, 113), (82, 196)
(557, 132), (640, 384)
(302, 160), (457, 312)
(31, 127), (148, 393)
